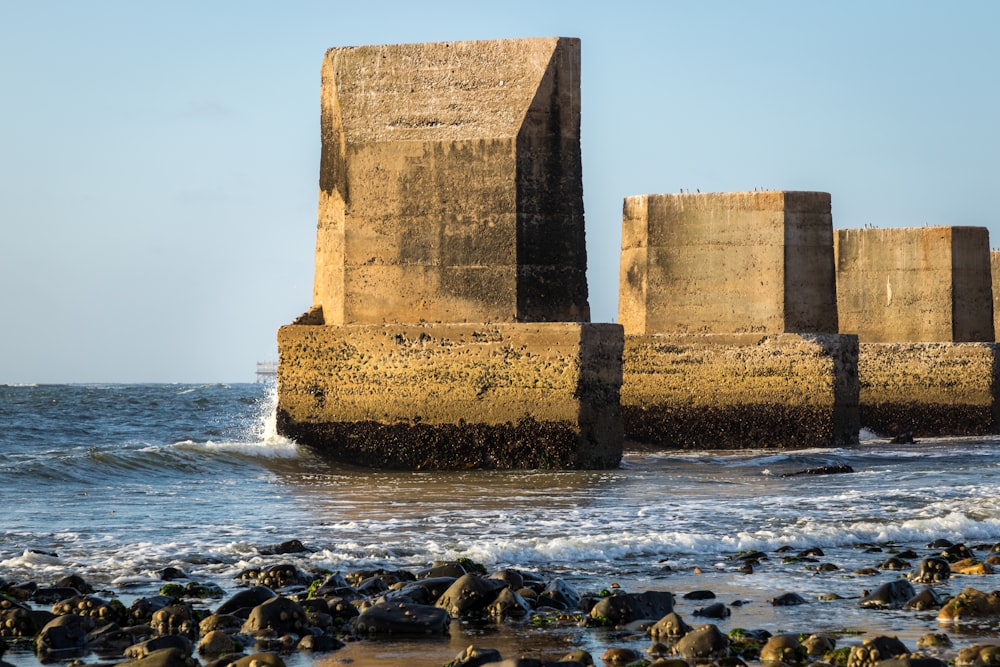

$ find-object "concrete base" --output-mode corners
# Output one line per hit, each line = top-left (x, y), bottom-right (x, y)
(858, 342), (1000, 437)
(622, 333), (860, 448)
(276, 322), (623, 469)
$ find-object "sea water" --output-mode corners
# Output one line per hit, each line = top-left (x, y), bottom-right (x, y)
(2, 383), (1000, 666)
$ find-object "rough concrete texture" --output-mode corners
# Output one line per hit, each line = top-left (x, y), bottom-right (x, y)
(835, 227), (994, 343)
(621, 333), (860, 448)
(619, 191), (838, 336)
(314, 37), (589, 325)
(858, 343), (1000, 436)
(277, 322), (623, 469)
(991, 250), (1000, 342)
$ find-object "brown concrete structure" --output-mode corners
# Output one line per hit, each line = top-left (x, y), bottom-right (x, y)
(277, 321), (622, 469)
(278, 37), (623, 469)
(620, 191), (838, 336)
(835, 227), (998, 436)
(835, 227), (993, 343)
(314, 37), (588, 325)
(991, 250), (1000, 342)
(623, 333), (859, 448)
(618, 191), (859, 448)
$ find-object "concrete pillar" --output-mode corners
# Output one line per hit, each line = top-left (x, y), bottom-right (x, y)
(619, 191), (859, 449)
(835, 227), (998, 436)
(278, 37), (623, 469)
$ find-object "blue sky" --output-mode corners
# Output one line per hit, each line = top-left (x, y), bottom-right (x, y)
(2, 1), (998, 383)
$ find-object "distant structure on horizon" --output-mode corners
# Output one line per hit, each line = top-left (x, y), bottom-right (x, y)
(255, 361), (277, 383)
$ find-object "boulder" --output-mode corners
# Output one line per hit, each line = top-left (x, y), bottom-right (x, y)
(675, 624), (729, 663)
(537, 579), (581, 611)
(649, 612), (692, 640)
(115, 647), (199, 667)
(436, 574), (508, 617)
(241, 596), (308, 637)
(589, 591), (675, 625)
(215, 586), (276, 617)
(35, 613), (94, 658)
(860, 580), (915, 609)
(487, 588), (531, 619)
(197, 630), (236, 658)
(151, 603), (198, 638)
(955, 644), (1000, 667)
(938, 588), (1000, 622)
(448, 644), (505, 667)
(349, 601), (449, 637)
(903, 588), (943, 611)
(909, 557), (950, 583)
(228, 652), (286, 667)
(125, 634), (194, 659)
(846, 636), (909, 667)
(760, 634), (806, 664)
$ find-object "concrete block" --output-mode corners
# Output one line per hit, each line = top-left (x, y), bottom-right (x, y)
(621, 333), (860, 448)
(834, 227), (993, 343)
(991, 250), (1000, 342)
(858, 342), (1000, 436)
(314, 37), (589, 325)
(618, 191), (838, 336)
(276, 322), (623, 469)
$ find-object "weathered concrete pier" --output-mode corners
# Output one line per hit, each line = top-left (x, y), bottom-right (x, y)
(835, 226), (999, 436)
(619, 191), (860, 448)
(277, 37), (624, 469)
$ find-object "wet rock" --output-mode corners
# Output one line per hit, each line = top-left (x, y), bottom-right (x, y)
(802, 634), (836, 657)
(216, 587), (277, 617)
(846, 636), (909, 667)
(447, 644), (505, 667)
(54, 575), (93, 594)
(88, 624), (149, 656)
(417, 562), (468, 579)
(35, 613), (94, 658)
(258, 539), (309, 555)
(435, 574), (507, 618)
(781, 465), (854, 477)
(675, 624), (730, 663)
(941, 544), (974, 562)
(151, 603), (198, 639)
(537, 579), (581, 611)
(877, 658), (948, 667)
(649, 612), (693, 640)
(927, 539), (953, 549)
(916, 633), (951, 649)
(602, 647), (640, 664)
(227, 652), (286, 667)
(903, 588), (943, 611)
(115, 646), (200, 667)
(760, 634), (806, 664)
(693, 602), (729, 619)
(157, 567), (187, 581)
(909, 557), (950, 583)
(241, 596), (309, 637)
(199, 613), (243, 635)
(197, 630), (236, 658)
(955, 644), (1000, 667)
(128, 596), (175, 625)
(877, 557), (911, 571)
(239, 564), (310, 590)
(589, 591), (675, 625)
(938, 588), (1000, 622)
(561, 649), (594, 665)
(488, 570), (525, 590)
(0, 603), (37, 638)
(488, 587), (531, 619)
(860, 580), (915, 609)
(683, 590), (716, 600)
(769, 592), (807, 606)
(950, 558), (994, 575)
(295, 633), (343, 652)
(124, 634), (194, 659)
(349, 601), (449, 637)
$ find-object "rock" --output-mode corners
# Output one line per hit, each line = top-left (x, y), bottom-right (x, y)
(589, 591), (675, 625)
(903, 588), (943, 611)
(151, 603), (198, 638)
(216, 587), (277, 617)
(675, 624), (729, 663)
(537, 579), (581, 611)
(938, 588), (1000, 622)
(760, 634), (806, 664)
(802, 634), (836, 657)
(296, 633), (344, 652)
(228, 652), (286, 667)
(35, 614), (94, 658)
(487, 587), (531, 619)
(258, 539), (309, 555)
(52, 594), (125, 624)
(860, 580), (915, 609)
(349, 601), (449, 637)
(846, 636), (909, 667)
(417, 562), (468, 579)
(241, 596), (309, 637)
(693, 602), (729, 619)
(435, 574), (507, 617)
(115, 647), (200, 667)
(602, 647), (640, 663)
(561, 649), (594, 665)
(198, 630), (236, 658)
(157, 567), (187, 581)
(488, 570), (525, 590)
(955, 644), (1000, 667)
(769, 592), (807, 606)
(649, 612), (693, 640)
(240, 564), (310, 589)
(54, 575), (93, 594)
(33, 587), (80, 604)
(124, 634), (194, 659)
(199, 613), (244, 634)
(950, 558), (994, 575)
(909, 557), (950, 583)
(916, 633), (951, 649)
(682, 590), (716, 600)
(128, 596), (175, 625)
(448, 644), (505, 667)
(878, 557), (911, 570)
(0, 604), (37, 638)
(941, 544), (974, 562)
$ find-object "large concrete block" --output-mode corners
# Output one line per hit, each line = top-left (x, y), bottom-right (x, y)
(314, 37), (589, 324)
(621, 333), (860, 448)
(991, 250), (1000, 342)
(619, 191), (838, 336)
(277, 322), (623, 469)
(834, 227), (993, 343)
(858, 343), (1000, 436)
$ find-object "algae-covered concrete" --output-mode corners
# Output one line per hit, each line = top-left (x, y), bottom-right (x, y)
(619, 191), (838, 336)
(315, 37), (588, 325)
(622, 333), (859, 448)
(835, 227), (993, 343)
(857, 342), (999, 436)
(277, 321), (623, 469)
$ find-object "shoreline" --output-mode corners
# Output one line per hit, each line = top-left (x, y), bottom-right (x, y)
(4, 538), (1000, 667)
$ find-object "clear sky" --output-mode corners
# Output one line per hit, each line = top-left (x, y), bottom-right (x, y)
(2, 1), (998, 383)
